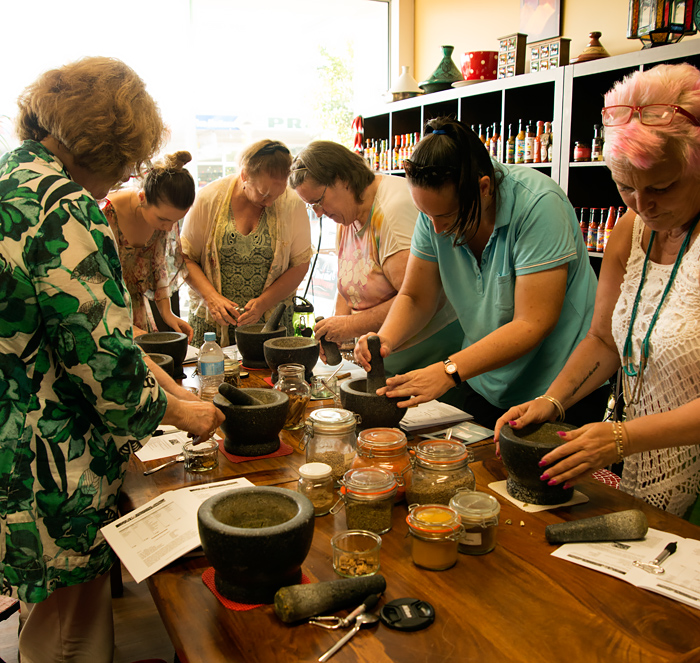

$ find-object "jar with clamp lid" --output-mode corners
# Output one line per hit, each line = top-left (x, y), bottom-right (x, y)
(303, 408), (357, 483)
(351, 427), (412, 503)
(449, 490), (500, 555)
(337, 467), (398, 534)
(298, 462), (335, 516)
(406, 504), (463, 570)
(405, 439), (475, 506)
(274, 363), (311, 430)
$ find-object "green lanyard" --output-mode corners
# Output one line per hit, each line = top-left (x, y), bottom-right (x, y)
(622, 216), (700, 403)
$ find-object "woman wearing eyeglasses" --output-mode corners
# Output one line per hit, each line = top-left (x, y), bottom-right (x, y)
(289, 141), (464, 383)
(495, 63), (700, 521)
(354, 116), (601, 429)
(181, 139), (312, 346)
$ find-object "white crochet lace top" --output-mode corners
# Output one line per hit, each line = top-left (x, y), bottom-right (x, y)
(611, 216), (700, 517)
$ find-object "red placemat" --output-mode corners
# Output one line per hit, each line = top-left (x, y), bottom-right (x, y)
(217, 437), (294, 463)
(264, 376), (274, 387)
(592, 468), (621, 489)
(202, 567), (311, 610)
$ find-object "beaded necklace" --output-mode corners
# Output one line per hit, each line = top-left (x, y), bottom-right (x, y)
(621, 215), (700, 404)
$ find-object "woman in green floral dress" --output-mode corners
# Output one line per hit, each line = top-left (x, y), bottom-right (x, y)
(0, 57), (224, 663)
(182, 139), (313, 347)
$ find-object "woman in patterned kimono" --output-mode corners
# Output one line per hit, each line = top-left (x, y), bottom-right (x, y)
(0, 57), (224, 663)
(289, 140), (463, 380)
(182, 140), (312, 347)
(102, 151), (195, 340)
(495, 63), (700, 524)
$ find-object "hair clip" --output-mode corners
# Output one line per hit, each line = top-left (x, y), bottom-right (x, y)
(431, 129), (447, 135)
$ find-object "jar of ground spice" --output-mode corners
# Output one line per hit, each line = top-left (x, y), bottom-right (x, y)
(303, 408), (357, 484)
(351, 427), (412, 503)
(406, 504), (462, 571)
(339, 467), (397, 534)
(449, 490), (500, 555)
(405, 440), (475, 506)
(298, 462), (335, 516)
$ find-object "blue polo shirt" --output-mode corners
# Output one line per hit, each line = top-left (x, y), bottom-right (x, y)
(410, 161), (597, 408)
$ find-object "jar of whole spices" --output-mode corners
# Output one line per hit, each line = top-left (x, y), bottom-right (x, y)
(351, 428), (412, 503)
(406, 504), (462, 571)
(303, 408), (357, 483)
(298, 462), (335, 516)
(223, 358), (240, 387)
(405, 440), (475, 506)
(274, 363), (311, 430)
(449, 490), (500, 555)
(339, 467), (397, 534)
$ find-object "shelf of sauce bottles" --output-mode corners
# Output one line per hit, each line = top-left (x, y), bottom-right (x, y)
(477, 120), (554, 165)
(364, 133), (420, 172)
(577, 205), (626, 254)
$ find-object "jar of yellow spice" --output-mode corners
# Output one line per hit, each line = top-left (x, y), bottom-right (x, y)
(406, 504), (463, 571)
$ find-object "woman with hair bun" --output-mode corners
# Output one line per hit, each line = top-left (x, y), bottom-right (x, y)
(102, 150), (195, 340)
(355, 117), (602, 428)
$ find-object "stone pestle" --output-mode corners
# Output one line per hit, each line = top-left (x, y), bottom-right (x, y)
(545, 509), (649, 544)
(314, 316), (342, 366)
(366, 335), (386, 393)
(274, 574), (386, 623)
(217, 383), (262, 406)
(261, 302), (287, 333)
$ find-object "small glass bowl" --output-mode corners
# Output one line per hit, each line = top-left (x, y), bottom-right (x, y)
(183, 439), (219, 473)
(331, 530), (381, 577)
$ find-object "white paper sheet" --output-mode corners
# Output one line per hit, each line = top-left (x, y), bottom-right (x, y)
(135, 430), (191, 462)
(399, 400), (472, 432)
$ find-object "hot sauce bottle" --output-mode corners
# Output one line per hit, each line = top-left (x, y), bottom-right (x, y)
(515, 119), (526, 164)
(586, 208), (598, 252)
(506, 124), (515, 164)
(524, 121), (535, 164)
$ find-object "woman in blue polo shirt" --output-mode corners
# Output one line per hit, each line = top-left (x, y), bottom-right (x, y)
(355, 117), (606, 428)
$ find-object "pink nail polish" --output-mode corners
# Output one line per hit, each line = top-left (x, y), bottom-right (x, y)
(557, 431), (566, 437)
(538, 459), (547, 467)
(548, 479), (557, 486)
(563, 483), (571, 490)
(508, 420), (517, 426)
(540, 473), (549, 481)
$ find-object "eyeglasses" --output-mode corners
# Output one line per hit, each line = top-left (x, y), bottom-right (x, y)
(601, 104), (700, 127)
(305, 185), (327, 213)
(254, 142), (291, 157)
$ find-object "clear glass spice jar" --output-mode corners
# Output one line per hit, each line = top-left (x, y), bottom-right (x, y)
(298, 462), (335, 516)
(303, 408), (357, 483)
(274, 363), (311, 430)
(338, 467), (397, 535)
(352, 428), (412, 503)
(405, 440), (475, 506)
(406, 504), (463, 571)
(449, 490), (500, 555)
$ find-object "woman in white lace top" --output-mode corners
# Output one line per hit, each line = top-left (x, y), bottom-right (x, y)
(495, 63), (700, 522)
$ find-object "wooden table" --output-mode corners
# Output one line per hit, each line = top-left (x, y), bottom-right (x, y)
(121, 368), (700, 663)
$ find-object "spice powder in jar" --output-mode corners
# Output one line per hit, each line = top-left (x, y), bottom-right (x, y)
(352, 427), (412, 503)
(340, 467), (397, 534)
(303, 408), (357, 484)
(406, 504), (462, 571)
(449, 490), (500, 555)
(406, 440), (475, 506)
(298, 462), (335, 516)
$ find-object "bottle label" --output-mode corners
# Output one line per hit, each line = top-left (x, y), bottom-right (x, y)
(515, 139), (525, 164)
(200, 360), (224, 376)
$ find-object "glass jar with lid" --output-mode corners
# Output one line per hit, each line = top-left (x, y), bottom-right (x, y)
(351, 427), (412, 503)
(406, 504), (463, 570)
(449, 490), (500, 555)
(338, 467), (397, 534)
(298, 462), (335, 517)
(303, 408), (357, 483)
(274, 363), (311, 430)
(405, 439), (475, 506)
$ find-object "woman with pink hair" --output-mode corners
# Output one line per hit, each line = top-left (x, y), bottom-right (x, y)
(495, 63), (700, 523)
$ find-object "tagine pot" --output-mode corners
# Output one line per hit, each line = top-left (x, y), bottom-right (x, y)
(198, 487), (315, 604)
(264, 337), (320, 383)
(135, 331), (189, 378)
(498, 422), (576, 505)
(235, 323), (286, 369)
(214, 387), (289, 456)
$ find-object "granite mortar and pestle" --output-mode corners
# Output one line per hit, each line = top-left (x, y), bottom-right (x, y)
(263, 336), (320, 383)
(213, 383), (289, 456)
(146, 352), (174, 378)
(545, 509), (649, 544)
(135, 331), (189, 378)
(498, 422), (577, 505)
(197, 486), (315, 604)
(340, 335), (404, 430)
(314, 316), (343, 366)
(235, 302), (287, 369)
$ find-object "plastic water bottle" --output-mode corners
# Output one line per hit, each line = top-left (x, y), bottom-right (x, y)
(198, 332), (225, 402)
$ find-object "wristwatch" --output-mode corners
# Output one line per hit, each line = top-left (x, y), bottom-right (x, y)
(443, 358), (461, 387)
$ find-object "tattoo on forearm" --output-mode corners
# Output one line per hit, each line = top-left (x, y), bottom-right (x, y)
(570, 362), (600, 398)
